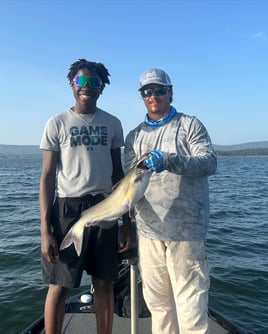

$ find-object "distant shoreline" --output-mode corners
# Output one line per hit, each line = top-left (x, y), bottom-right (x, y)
(1, 143), (268, 157)
(215, 148), (268, 157)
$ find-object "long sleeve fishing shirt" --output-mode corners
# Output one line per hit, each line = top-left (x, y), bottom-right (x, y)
(124, 110), (217, 241)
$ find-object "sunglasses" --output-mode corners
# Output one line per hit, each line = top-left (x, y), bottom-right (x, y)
(74, 75), (102, 89)
(140, 86), (170, 98)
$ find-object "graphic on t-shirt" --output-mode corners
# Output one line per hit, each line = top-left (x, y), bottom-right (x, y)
(70, 125), (108, 148)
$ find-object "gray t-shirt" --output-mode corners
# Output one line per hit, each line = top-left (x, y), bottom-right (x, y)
(124, 110), (217, 241)
(40, 108), (124, 197)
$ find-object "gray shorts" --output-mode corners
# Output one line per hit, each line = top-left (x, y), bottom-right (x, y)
(42, 194), (119, 288)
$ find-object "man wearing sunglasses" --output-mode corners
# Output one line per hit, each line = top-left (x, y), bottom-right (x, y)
(39, 58), (131, 334)
(124, 68), (217, 334)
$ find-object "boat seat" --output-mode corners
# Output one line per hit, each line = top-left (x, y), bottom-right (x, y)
(118, 221), (138, 262)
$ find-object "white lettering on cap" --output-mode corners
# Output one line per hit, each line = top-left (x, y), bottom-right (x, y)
(147, 70), (157, 79)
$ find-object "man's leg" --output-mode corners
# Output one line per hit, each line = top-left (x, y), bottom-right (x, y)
(167, 240), (210, 334)
(44, 284), (69, 334)
(92, 277), (114, 334)
(138, 235), (179, 334)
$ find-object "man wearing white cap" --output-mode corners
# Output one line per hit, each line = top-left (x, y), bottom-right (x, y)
(124, 68), (217, 334)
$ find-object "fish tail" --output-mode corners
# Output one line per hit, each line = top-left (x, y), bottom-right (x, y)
(60, 226), (84, 257)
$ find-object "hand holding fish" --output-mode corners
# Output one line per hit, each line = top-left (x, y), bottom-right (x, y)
(60, 154), (152, 256)
(143, 150), (167, 173)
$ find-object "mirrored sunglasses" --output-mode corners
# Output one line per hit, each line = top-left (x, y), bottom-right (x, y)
(74, 75), (102, 88)
(140, 86), (169, 98)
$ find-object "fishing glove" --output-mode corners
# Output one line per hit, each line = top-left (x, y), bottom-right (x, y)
(143, 150), (166, 173)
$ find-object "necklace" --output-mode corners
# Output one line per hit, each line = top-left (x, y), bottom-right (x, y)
(70, 107), (98, 126)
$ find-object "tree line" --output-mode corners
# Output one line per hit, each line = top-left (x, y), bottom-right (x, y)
(216, 148), (268, 156)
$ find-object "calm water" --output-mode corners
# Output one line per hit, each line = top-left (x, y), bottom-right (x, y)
(0, 155), (267, 334)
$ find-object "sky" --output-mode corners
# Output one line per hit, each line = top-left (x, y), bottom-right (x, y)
(0, 0), (267, 146)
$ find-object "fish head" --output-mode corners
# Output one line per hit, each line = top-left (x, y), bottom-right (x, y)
(127, 154), (152, 205)
(130, 153), (151, 183)
(128, 152), (151, 170)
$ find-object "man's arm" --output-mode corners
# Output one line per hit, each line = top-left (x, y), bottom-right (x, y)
(39, 150), (59, 263)
(110, 148), (124, 184)
(110, 148), (131, 253)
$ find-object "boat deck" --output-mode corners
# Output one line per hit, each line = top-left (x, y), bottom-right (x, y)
(62, 311), (235, 334)
(63, 313), (151, 334)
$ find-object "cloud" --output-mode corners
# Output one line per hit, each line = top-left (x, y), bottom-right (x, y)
(253, 31), (266, 41)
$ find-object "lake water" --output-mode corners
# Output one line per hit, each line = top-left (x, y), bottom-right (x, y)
(0, 155), (267, 334)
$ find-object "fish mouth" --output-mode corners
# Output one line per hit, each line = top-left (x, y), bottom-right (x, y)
(137, 162), (148, 170)
(136, 154), (150, 170)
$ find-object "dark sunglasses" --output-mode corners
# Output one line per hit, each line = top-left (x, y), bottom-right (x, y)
(74, 75), (102, 89)
(140, 86), (170, 98)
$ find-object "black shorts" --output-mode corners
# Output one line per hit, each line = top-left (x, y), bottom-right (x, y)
(41, 194), (119, 288)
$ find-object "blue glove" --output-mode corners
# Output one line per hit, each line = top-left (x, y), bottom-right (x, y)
(143, 150), (166, 173)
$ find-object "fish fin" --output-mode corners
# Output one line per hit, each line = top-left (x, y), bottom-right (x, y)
(85, 221), (96, 227)
(128, 207), (134, 218)
(128, 202), (135, 218)
(59, 227), (74, 251)
(112, 180), (122, 190)
(134, 174), (143, 183)
(60, 225), (84, 257)
(74, 236), (84, 257)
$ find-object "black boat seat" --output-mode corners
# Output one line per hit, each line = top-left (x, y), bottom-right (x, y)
(118, 243), (138, 262)
(118, 221), (138, 262)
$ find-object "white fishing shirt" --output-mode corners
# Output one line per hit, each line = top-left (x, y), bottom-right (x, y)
(124, 110), (217, 241)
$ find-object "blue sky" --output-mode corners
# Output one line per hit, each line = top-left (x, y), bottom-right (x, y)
(0, 0), (267, 145)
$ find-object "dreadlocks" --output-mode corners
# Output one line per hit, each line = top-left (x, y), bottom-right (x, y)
(67, 59), (110, 90)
